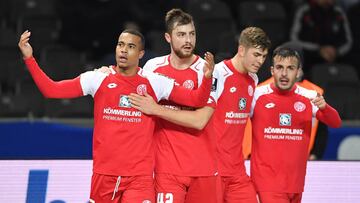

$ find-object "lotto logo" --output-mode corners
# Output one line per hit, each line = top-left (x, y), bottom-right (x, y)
(157, 193), (173, 203)
(107, 83), (117, 88)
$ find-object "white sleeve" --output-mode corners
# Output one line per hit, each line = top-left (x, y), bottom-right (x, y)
(250, 89), (260, 118)
(210, 76), (220, 103)
(210, 65), (227, 103)
(250, 85), (272, 117)
(80, 71), (107, 97)
(249, 73), (259, 86)
(142, 56), (166, 72)
(142, 59), (153, 71)
(144, 71), (175, 101)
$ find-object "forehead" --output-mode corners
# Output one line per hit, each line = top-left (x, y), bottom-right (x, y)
(172, 22), (195, 33)
(273, 55), (299, 65)
(118, 33), (141, 45)
(246, 46), (268, 55)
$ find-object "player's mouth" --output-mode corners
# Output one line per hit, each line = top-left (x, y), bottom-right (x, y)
(279, 78), (289, 86)
(182, 45), (193, 51)
(118, 55), (128, 63)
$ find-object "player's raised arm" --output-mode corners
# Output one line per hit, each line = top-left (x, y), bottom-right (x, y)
(18, 31), (83, 98)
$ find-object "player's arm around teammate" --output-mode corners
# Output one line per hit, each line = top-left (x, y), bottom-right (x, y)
(129, 92), (214, 130)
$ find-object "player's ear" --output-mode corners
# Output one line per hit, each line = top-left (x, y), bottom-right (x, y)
(238, 45), (245, 57)
(139, 50), (145, 59)
(270, 66), (274, 76)
(296, 67), (302, 79)
(165, 32), (171, 44)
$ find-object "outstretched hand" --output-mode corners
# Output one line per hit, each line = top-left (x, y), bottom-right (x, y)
(18, 30), (33, 59)
(203, 52), (214, 79)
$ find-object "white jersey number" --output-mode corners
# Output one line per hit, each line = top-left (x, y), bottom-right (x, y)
(157, 193), (173, 203)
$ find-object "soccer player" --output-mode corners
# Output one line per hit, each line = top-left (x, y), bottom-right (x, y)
(139, 8), (217, 203)
(244, 68), (326, 160)
(129, 27), (271, 203)
(250, 46), (341, 203)
(18, 29), (214, 203)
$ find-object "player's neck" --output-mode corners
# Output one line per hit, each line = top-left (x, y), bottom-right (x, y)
(231, 55), (247, 74)
(169, 53), (196, 70)
(115, 65), (138, 77)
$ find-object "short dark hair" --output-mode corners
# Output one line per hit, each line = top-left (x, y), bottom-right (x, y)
(121, 29), (145, 50)
(165, 8), (193, 34)
(238, 27), (271, 51)
(272, 46), (302, 68)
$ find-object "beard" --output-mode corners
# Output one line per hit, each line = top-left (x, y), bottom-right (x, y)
(173, 45), (194, 59)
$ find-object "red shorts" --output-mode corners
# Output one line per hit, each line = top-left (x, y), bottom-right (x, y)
(155, 173), (217, 203)
(90, 173), (155, 203)
(258, 192), (302, 203)
(217, 174), (258, 203)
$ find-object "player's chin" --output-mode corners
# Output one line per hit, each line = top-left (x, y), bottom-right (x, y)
(117, 62), (130, 68)
(179, 52), (192, 59)
(278, 84), (292, 91)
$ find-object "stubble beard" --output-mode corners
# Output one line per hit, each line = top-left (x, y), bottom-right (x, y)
(173, 46), (194, 59)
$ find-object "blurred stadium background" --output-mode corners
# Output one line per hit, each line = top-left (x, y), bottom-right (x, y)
(0, 0), (359, 202)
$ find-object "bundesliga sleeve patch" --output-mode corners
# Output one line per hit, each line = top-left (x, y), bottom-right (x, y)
(211, 78), (218, 92)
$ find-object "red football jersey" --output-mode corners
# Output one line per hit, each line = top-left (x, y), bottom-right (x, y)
(250, 83), (339, 193)
(143, 55), (217, 176)
(209, 59), (258, 176)
(82, 66), (179, 176)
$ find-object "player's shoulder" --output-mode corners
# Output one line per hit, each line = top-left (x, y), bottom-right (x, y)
(253, 83), (274, 101)
(213, 60), (233, 78)
(255, 83), (273, 95)
(143, 55), (170, 71)
(81, 68), (110, 79)
(190, 55), (206, 69)
(189, 55), (206, 72)
(294, 84), (317, 100)
(139, 67), (174, 81)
